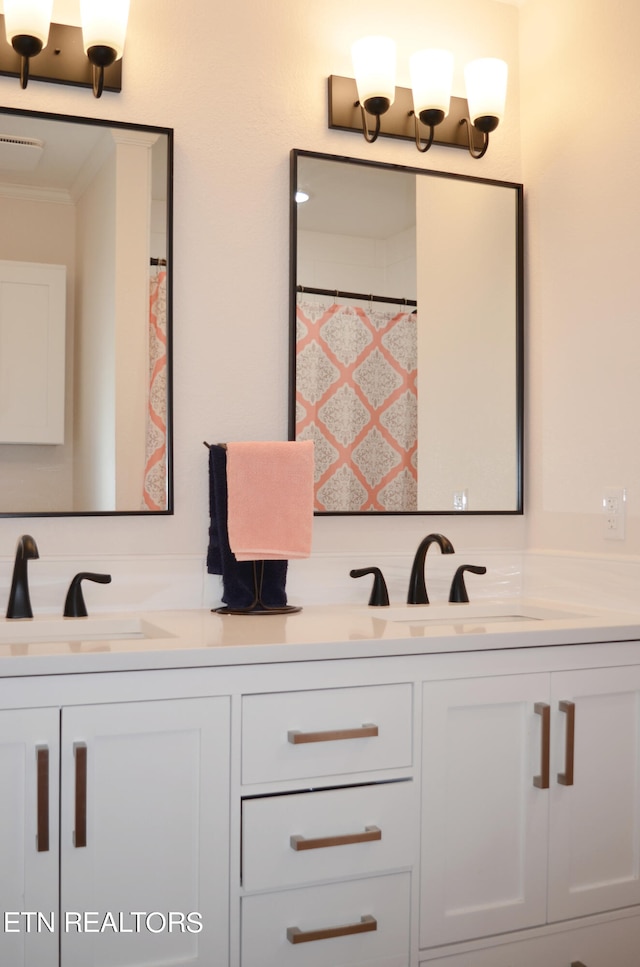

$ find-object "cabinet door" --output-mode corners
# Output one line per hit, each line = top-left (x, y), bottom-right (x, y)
(0, 260), (66, 444)
(0, 707), (59, 967)
(59, 696), (230, 967)
(420, 674), (550, 947)
(549, 665), (640, 920)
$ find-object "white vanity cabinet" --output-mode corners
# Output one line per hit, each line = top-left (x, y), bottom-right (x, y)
(0, 694), (230, 967)
(4, 611), (640, 967)
(420, 664), (640, 951)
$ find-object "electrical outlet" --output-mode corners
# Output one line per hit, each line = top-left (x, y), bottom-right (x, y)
(603, 487), (626, 540)
(453, 489), (468, 511)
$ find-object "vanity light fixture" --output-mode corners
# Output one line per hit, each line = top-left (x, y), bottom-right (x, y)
(329, 37), (507, 159)
(0, 0), (128, 97)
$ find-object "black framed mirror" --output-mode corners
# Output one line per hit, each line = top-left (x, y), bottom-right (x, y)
(289, 149), (523, 516)
(0, 106), (173, 517)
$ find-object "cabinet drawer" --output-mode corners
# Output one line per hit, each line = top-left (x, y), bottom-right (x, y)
(242, 779), (416, 890)
(242, 684), (412, 785)
(242, 872), (411, 967)
(420, 913), (640, 967)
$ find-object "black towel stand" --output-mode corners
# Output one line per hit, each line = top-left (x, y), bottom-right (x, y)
(204, 442), (302, 616)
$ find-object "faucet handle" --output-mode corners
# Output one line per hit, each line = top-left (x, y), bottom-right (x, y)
(350, 567), (390, 607)
(448, 565), (487, 604)
(63, 572), (112, 618)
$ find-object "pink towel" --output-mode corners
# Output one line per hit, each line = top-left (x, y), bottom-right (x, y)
(226, 441), (314, 561)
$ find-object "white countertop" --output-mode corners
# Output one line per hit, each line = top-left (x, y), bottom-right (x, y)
(1, 599), (640, 677)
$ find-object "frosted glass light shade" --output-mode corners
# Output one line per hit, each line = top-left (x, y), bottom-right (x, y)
(3, 0), (53, 46)
(464, 58), (508, 124)
(351, 36), (396, 110)
(409, 49), (454, 119)
(81, 0), (130, 59)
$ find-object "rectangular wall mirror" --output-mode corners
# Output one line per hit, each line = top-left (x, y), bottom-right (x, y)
(289, 149), (523, 516)
(0, 106), (173, 517)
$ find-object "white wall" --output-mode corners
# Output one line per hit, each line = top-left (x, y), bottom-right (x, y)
(0, 0), (528, 611)
(298, 227), (416, 298)
(521, 0), (640, 558)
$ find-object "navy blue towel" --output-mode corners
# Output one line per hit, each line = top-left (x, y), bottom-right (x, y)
(207, 444), (288, 610)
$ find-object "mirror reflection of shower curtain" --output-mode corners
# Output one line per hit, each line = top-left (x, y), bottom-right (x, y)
(142, 267), (167, 510)
(296, 299), (417, 512)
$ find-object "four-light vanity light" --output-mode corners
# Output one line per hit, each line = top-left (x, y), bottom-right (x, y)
(329, 36), (508, 159)
(0, 0), (129, 97)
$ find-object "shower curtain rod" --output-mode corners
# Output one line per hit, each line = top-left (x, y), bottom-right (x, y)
(150, 257), (167, 266)
(296, 284), (417, 308)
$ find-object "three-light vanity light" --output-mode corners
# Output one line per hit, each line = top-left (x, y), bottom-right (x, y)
(0, 0), (129, 97)
(329, 36), (508, 159)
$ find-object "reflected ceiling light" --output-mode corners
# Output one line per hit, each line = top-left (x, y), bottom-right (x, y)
(351, 35), (396, 143)
(81, 0), (130, 98)
(329, 41), (507, 160)
(3, 0), (53, 89)
(0, 2), (127, 96)
(295, 190), (310, 204)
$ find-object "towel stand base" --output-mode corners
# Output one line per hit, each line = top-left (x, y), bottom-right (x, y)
(213, 560), (302, 616)
(214, 605), (302, 616)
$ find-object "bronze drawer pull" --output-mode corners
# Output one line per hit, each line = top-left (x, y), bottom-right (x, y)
(287, 723), (379, 744)
(74, 742), (87, 848)
(36, 746), (49, 853)
(533, 702), (550, 789)
(287, 914), (377, 944)
(571, 962), (587, 966)
(558, 700), (575, 786)
(290, 825), (382, 851)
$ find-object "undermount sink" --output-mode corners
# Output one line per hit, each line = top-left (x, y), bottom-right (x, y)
(0, 615), (170, 644)
(378, 602), (586, 626)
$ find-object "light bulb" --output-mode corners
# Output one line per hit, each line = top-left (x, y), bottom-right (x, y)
(351, 36), (396, 114)
(464, 58), (508, 127)
(410, 49), (454, 123)
(3, 0), (53, 48)
(81, 0), (130, 60)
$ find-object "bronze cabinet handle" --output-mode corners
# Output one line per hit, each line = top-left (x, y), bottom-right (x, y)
(73, 742), (87, 848)
(36, 746), (49, 853)
(571, 962), (587, 966)
(287, 724), (379, 744)
(290, 825), (382, 851)
(558, 700), (576, 786)
(533, 702), (550, 789)
(287, 914), (377, 944)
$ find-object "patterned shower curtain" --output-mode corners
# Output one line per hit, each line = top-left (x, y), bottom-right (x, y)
(142, 267), (167, 510)
(296, 299), (417, 512)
